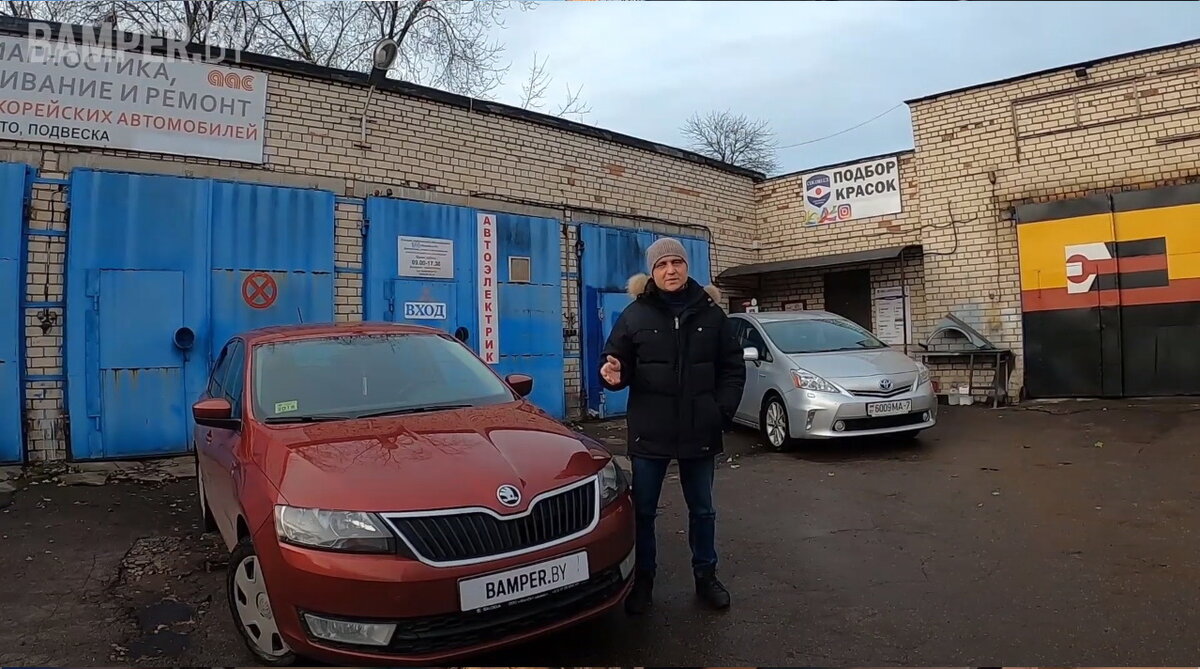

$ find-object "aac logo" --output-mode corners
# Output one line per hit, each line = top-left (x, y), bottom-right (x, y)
(208, 69), (255, 91)
(496, 485), (521, 508)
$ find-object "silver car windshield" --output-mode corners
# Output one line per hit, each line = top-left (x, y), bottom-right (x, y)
(761, 318), (888, 354)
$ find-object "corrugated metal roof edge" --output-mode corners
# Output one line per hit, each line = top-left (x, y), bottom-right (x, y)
(717, 243), (922, 280)
(0, 16), (766, 182)
(905, 35), (1200, 105)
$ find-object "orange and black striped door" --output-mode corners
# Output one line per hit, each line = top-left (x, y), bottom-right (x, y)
(1016, 183), (1200, 397)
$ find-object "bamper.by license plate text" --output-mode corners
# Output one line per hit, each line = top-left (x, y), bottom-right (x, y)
(485, 563), (569, 599)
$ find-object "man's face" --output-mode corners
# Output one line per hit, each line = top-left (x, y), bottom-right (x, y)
(652, 255), (688, 292)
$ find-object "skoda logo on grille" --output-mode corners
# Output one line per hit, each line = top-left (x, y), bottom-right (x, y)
(879, 378), (893, 391)
(496, 484), (521, 507)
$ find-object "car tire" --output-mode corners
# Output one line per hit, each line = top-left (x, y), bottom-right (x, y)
(227, 537), (297, 667)
(195, 447), (217, 534)
(760, 395), (794, 451)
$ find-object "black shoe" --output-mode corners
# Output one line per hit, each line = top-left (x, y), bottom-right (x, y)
(695, 569), (730, 610)
(624, 571), (654, 615)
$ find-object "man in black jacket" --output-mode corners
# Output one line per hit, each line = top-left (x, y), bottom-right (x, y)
(600, 237), (746, 615)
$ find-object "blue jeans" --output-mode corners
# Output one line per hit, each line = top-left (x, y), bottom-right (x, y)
(631, 455), (717, 576)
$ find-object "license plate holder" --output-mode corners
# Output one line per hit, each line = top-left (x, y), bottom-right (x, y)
(867, 399), (911, 417)
(458, 551), (590, 612)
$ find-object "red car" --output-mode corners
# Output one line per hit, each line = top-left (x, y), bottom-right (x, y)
(192, 322), (635, 666)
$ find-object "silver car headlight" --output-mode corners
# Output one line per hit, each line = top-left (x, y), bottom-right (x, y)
(599, 459), (628, 508)
(274, 505), (396, 554)
(916, 362), (931, 386)
(791, 368), (841, 393)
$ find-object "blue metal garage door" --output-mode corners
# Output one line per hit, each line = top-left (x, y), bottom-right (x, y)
(580, 224), (711, 418)
(66, 170), (334, 460)
(364, 199), (565, 420)
(0, 163), (30, 463)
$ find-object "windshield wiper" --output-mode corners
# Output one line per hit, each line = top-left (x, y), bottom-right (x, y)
(356, 404), (472, 419)
(262, 414), (357, 424)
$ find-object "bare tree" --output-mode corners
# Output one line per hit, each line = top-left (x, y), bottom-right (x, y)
(518, 51), (591, 122)
(681, 110), (778, 174)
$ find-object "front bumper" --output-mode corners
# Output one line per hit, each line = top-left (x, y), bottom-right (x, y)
(784, 384), (938, 439)
(251, 494), (635, 665)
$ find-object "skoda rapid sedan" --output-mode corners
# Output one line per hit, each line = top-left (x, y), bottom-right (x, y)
(729, 311), (937, 448)
(192, 323), (634, 666)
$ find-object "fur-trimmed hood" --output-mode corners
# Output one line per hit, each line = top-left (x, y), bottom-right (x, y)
(626, 273), (722, 303)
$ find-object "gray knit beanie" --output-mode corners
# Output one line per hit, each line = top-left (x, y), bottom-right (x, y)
(646, 237), (688, 272)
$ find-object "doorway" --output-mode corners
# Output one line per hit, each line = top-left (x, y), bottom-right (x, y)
(823, 268), (872, 329)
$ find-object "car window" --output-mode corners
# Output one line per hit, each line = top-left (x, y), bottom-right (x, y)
(224, 341), (246, 415)
(761, 317), (888, 354)
(744, 325), (771, 361)
(208, 342), (233, 398)
(250, 333), (516, 422)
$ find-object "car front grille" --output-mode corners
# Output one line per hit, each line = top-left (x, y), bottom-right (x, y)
(849, 385), (912, 398)
(842, 412), (926, 431)
(386, 479), (598, 564)
(382, 565), (624, 655)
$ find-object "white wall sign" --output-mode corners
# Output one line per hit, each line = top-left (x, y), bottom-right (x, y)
(802, 155), (902, 226)
(477, 212), (499, 364)
(872, 286), (911, 347)
(403, 302), (447, 320)
(0, 35), (267, 162)
(398, 236), (454, 279)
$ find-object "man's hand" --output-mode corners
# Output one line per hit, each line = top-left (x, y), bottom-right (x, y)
(600, 355), (623, 386)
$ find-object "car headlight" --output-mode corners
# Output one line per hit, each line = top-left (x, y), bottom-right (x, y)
(599, 459), (628, 508)
(791, 369), (841, 393)
(916, 362), (931, 386)
(274, 505), (396, 554)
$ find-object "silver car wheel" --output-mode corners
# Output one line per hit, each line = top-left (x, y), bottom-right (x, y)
(765, 400), (788, 448)
(232, 555), (291, 658)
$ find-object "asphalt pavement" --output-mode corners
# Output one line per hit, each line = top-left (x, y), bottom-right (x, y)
(3, 400), (1200, 666)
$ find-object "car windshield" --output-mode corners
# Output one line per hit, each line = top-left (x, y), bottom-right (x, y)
(251, 333), (515, 423)
(761, 317), (889, 354)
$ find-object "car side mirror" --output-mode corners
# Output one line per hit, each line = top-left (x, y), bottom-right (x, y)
(193, 397), (239, 430)
(506, 373), (534, 398)
(743, 346), (760, 362)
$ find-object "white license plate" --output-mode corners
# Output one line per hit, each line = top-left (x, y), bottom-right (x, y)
(458, 551), (589, 612)
(867, 399), (911, 417)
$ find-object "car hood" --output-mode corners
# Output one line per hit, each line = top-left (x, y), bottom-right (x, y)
(788, 348), (918, 381)
(253, 401), (607, 514)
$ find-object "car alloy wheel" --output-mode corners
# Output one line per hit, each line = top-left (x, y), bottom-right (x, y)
(228, 538), (295, 666)
(761, 397), (791, 450)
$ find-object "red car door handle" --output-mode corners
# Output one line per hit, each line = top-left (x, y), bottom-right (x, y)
(205, 431), (213, 443)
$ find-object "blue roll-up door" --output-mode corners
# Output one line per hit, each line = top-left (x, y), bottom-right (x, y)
(66, 169), (335, 460)
(364, 199), (565, 419)
(0, 163), (30, 463)
(580, 223), (711, 418)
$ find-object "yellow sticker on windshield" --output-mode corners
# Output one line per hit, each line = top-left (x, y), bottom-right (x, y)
(275, 400), (298, 414)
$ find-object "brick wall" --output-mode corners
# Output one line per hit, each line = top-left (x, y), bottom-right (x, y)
(6, 59), (761, 461)
(908, 41), (1200, 399)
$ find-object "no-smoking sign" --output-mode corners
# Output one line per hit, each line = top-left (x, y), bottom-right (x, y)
(242, 272), (278, 310)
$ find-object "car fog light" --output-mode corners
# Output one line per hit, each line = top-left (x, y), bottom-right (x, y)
(833, 420), (846, 432)
(620, 548), (635, 580)
(304, 614), (395, 647)
(922, 412), (930, 422)
(805, 409), (816, 431)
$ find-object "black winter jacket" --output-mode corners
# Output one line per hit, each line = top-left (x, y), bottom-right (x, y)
(600, 274), (746, 460)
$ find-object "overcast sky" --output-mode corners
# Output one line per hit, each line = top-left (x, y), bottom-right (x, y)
(489, 1), (1200, 175)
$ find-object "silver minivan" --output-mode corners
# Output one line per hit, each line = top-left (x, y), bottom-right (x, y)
(730, 310), (937, 448)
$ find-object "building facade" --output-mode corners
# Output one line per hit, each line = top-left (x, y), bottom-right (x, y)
(5, 18), (1200, 465)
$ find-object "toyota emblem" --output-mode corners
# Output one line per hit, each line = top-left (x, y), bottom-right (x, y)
(879, 378), (893, 391)
(496, 484), (521, 507)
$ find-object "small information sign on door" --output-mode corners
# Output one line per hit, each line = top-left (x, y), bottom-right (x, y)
(398, 236), (454, 279)
(403, 302), (447, 320)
